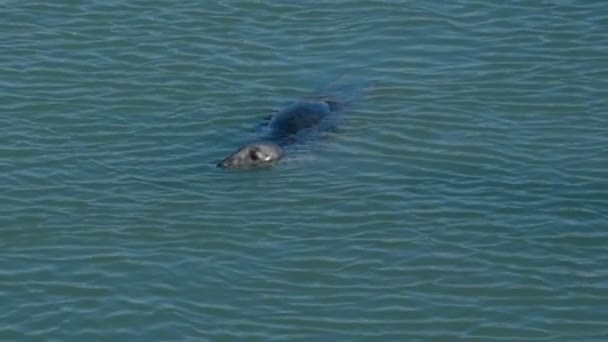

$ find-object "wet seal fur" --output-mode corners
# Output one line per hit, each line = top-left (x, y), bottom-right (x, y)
(217, 99), (340, 169)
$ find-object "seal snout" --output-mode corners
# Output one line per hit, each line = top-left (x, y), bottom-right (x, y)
(216, 157), (233, 168)
(217, 141), (285, 169)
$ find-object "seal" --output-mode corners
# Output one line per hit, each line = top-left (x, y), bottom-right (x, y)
(217, 99), (337, 169)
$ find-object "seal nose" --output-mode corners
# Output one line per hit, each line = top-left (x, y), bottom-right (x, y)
(217, 158), (234, 168)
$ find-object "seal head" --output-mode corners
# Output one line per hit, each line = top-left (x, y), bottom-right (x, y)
(217, 141), (286, 169)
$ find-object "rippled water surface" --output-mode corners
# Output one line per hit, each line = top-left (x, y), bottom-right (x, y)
(2, 1), (608, 340)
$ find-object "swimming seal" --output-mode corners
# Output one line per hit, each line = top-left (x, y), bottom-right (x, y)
(217, 99), (338, 169)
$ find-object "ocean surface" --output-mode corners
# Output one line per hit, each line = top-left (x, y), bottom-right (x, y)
(2, 1), (607, 340)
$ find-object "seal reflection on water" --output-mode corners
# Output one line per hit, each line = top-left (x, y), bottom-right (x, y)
(217, 100), (336, 169)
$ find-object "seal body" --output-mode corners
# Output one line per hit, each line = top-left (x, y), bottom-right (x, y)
(217, 100), (334, 169)
(266, 100), (331, 141)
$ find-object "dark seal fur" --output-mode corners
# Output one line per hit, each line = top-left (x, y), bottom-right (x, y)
(217, 100), (337, 169)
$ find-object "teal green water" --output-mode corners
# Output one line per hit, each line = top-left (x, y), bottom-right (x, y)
(2, 1), (608, 340)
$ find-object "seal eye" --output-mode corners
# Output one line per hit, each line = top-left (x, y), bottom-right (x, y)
(249, 149), (259, 161)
